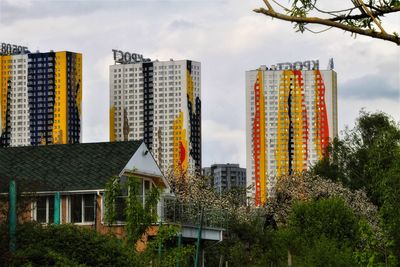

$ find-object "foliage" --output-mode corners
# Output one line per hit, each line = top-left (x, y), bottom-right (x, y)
(312, 111), (400, 261)
(1, 222), (196, 267)
(267, 172), (378, 227)
(254, 0), (400, 45)
(166, 171), (258, 225)
(125, 174), (160, 245)
(203, 196), (384, 267)
(103, 174), (161, 244)
(288, 198), (358, 244)
(103, 176), (120, 226)
(1, 222), (135, 266)
(203, 210), (286, 267)
(378, 159), (400, 263)
(313, 111), (400, 204)
(140, 226), (194, 267)
(354, 219), (397, 266)
(284, 198), (363, 266)
(166, 163), (388, 266)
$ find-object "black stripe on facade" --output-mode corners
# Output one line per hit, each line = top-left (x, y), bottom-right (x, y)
(186, 61), (202, 172)
(66, 52), (80, 144)
(27, 52), (56, 146)
(0, 80), (12, 147)
(143, 62), (154, 149)
(192, 97), (202, 171)
(288, 78), (293, 175)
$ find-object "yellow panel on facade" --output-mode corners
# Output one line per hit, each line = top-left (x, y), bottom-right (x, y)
(292, 71), (306, 172)
(275, 70), (291, 177)
(172, 112), (188, 175)
(0, 56), (11, 132)
(54, 52), (68, 144)
(109, 106), (116, 142)
(186, 70), (194, 109)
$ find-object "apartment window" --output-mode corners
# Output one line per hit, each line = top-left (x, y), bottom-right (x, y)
(33, 196), (54, 224)
(69, 194), (95, 223)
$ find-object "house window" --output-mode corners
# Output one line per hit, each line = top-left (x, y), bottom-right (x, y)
(104, 179), (154, 224)
(69, 194), (95, 223)
(115, 196), (126, 222)
(34, 196), (54, 224)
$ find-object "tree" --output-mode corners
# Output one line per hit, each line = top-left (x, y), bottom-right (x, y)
(2, 223), (136, 266)
(312, 111), (400, 263)
(103, 175), (195, 266)
(254, 0), (400, 45)
(312, 110), (400, 204)
(284, 198), (359, 266)
(267, 172), (379, 227)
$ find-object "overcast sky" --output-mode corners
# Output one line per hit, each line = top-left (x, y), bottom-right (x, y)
(1, 0), (399, 168)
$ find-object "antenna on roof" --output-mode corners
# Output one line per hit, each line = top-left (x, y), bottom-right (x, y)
(327, 58), (334, 70)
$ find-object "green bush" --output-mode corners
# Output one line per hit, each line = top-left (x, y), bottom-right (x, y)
(2, 222), (135, 266)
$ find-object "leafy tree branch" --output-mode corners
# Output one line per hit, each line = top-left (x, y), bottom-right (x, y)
(254, 0), (400, 45)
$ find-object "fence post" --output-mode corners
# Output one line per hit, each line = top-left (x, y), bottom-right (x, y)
(176, 232), (182, 267)
(54, 192), (61, 224)
(194, 207), (204, 267)
(158, 220), (163, 264)
(9, 180), (17, 252)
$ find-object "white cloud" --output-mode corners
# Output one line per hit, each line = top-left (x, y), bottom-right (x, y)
(3, 0), (33, 8)
(202, 119), (246, 167)
(339, 98), (400, 134)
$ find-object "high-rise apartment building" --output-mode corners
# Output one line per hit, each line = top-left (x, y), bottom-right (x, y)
(203, 163), (246, 195)
(0, 44), (82, 147)
(246, 60), (338, 205)
(109, 51), (201, 174)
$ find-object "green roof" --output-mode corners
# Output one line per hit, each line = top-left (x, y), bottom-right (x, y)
(0, 141), (142, 193)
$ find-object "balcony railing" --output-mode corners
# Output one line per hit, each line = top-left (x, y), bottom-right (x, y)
(159, 198), (227, 229)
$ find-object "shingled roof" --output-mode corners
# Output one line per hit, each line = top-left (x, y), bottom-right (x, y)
(0, 141), (142, 193)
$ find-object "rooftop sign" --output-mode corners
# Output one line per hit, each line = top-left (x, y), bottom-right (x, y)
(1, 43), (30, 55)
(112, 50), (151, 64)
(271, 60), (319, 70)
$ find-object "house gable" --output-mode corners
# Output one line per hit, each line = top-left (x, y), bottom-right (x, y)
(122, 143), (169, 189)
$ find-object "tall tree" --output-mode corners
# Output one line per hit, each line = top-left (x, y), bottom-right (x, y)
(312, 111), (400, 204)
(312, 111), (400, 261)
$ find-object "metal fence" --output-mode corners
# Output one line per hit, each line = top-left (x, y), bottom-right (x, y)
(159, 198), (228, 229)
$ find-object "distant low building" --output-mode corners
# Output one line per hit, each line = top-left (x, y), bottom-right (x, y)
(203, 163), (246, 195)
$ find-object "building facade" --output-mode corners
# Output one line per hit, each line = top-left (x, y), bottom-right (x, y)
(245, 60), (338, 205)
(0, 46), (82, 147)
(203, 163), (246, 195)
(109, 52), (201, 175)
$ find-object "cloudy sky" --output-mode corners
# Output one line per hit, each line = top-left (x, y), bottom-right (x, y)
(1, 0), (399, 168)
